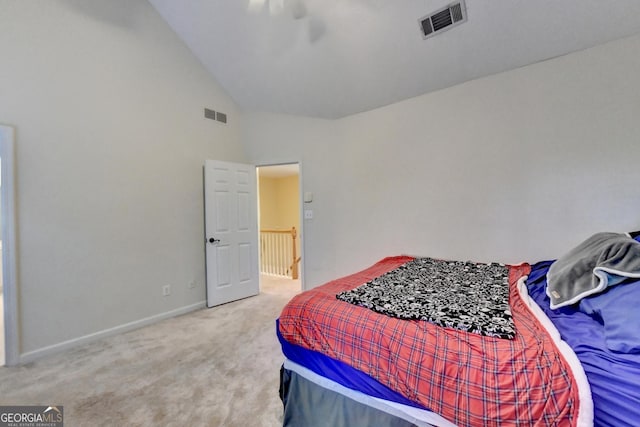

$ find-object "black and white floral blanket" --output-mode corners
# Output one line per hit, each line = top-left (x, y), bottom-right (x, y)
(336, 258), (515, 339)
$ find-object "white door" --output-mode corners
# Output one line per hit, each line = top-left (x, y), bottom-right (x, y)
(204, 160), (259, 307)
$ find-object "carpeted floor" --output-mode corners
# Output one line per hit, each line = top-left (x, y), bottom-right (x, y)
(0, 276), (300, 426)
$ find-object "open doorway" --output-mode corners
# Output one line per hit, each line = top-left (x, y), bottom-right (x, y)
(257, 164), (302, 295)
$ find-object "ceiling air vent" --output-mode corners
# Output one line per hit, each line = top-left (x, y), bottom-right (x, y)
(419, 0), (467, 40)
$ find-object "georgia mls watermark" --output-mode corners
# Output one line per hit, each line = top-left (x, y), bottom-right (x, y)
(0, 406), (63, 427)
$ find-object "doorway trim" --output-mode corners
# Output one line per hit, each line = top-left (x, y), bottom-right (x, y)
(256, 161), (305, 291)
(0, 124), (19, 366)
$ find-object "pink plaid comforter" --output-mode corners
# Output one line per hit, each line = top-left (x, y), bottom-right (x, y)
(278, 256), (581, 426)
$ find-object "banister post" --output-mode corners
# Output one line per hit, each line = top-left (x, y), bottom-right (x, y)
(291, 227), (298, 279)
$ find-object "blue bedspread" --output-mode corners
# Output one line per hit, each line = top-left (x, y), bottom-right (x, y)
(527, 260), (640, 427)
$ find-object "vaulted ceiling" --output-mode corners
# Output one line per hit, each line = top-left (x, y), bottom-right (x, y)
(148, 0), (640, 119)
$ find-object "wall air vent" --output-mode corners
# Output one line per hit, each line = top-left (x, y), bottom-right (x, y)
(215, 112), (227, 124)
(204, 108), (216, 120)
(204, 108), (228, 124)
(419, 0), (467, 40)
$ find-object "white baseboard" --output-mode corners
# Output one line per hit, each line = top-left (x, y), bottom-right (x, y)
(19, 301), (206, 364)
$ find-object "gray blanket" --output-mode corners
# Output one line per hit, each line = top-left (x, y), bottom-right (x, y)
(547, 232), (640, 309)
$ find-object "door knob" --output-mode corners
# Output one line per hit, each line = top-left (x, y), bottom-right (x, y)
(209, 237), (220, 244)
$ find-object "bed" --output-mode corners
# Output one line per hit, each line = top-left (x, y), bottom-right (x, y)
(276, 232), (640, 427)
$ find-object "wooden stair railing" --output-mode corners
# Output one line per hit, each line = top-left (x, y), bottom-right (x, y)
(260, 227), (300, 279)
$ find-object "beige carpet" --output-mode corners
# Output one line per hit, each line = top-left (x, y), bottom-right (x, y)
(0, 276), (300, 426)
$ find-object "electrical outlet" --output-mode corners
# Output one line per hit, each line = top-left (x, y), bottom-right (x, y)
(162, 285), (171, 296)
(188, 280), (196, 289)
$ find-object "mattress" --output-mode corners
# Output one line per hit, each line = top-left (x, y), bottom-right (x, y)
(278, 256), (591, 426)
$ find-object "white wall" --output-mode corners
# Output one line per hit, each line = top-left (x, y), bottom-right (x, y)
(243, 33), (640, 287)
(0, 0), (246, 357)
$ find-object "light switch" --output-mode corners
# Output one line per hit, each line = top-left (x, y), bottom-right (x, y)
(304, 209), (313, 220)
(304, 192), (313, 203)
